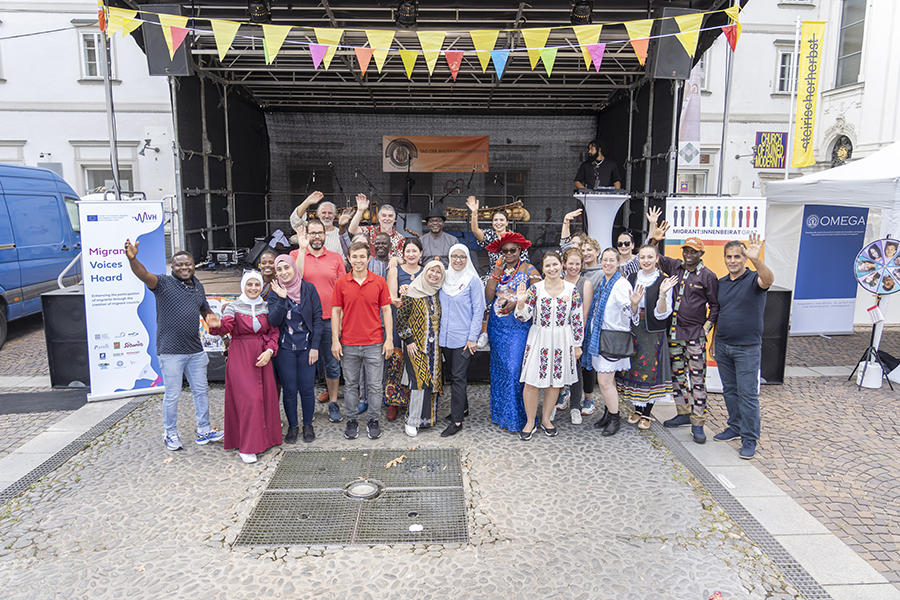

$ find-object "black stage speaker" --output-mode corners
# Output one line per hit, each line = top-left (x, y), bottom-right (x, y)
(649, 8), (696, 80)
(760, 287), (792, 384)
(144, 5), (193, 77)
(41, 286), (90, 387)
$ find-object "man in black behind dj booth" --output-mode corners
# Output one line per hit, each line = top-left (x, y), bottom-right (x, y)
(574, 139), (622, 191)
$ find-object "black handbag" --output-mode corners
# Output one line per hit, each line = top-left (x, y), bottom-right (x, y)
(599, 329), (635, 360)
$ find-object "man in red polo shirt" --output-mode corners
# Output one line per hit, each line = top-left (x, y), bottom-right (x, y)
(296, 219), (347, 422)
(332, 241), (393, 440)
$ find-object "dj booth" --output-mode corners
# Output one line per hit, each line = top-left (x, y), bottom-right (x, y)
(575, 189), (631, 249)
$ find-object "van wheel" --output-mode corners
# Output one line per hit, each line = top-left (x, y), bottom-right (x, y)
(0, 313), (6, 350)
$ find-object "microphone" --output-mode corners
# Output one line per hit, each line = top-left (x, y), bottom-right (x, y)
(327, 161), (334, 167)
(312, 170), (316, 183)
(467, 166), (476, 187)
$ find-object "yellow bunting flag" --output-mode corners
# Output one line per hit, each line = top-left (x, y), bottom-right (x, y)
(262, 24), (292, 65)
(572, 24), (602, 69)
(539, 48), (557, 77)
(417, 31), (446, 76)
(366, 30), (395, 73)
(470, 30), (499, 73)
(157, 14), (189, 59)
(673, 13), (704, 58)
(314, 28), (344, 70)
(399, 50), (418, 79)
(792, 21), (826, 168)
(211, 20), (241, 61)
(724, 5), (742, 22)
(521, 27), (551, 70)
(624, 19), (653, 66)
(106, 8), (137, 38)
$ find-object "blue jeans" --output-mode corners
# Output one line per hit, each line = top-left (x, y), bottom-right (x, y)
(715, 341), (761, 442)
(275, 347), (317, 427)
(159, 352), (211, 436)
(317, 320), (342, 380)
(341, 344), (383, 421)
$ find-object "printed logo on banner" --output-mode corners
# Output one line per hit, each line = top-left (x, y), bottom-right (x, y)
(805, 214), (819, 229)
(87, 215), (98, 222)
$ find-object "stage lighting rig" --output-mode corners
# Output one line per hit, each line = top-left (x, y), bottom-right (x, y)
(248, 0), (271, 24)
(570, 0), (593, 25)
(396, 1), (418, 28)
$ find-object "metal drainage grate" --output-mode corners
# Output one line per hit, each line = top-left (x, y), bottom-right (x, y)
(236, 448), (468, 547)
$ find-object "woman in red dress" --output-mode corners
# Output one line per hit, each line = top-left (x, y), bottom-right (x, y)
(209, 271), (282, 463)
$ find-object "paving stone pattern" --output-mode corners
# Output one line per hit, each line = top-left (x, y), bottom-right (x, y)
(0, 314), (51, 377)
(0, 411), (74, 461)
(785, 325), (900, 368)
(0, 386), (801, 600)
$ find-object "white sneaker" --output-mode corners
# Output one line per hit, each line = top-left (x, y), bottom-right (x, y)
(239, 453), (257, 463)
(405, 424), (418, 437)
(549, 407), (557, 422)
(570, 408), (583, 424)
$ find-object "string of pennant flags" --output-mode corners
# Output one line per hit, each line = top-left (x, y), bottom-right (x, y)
(100, 2), (742, 80)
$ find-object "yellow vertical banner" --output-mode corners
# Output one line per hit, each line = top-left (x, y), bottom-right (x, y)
(792, 21), (826, 168)
(470, 30), (499, 73)
(314, 28), (344, 70)
(417, 31), (446, 75)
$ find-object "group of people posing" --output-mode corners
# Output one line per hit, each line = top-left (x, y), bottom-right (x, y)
(127, 192), (773, 464)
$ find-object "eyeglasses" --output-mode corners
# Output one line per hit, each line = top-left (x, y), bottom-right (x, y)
(308, 231), (326, 237)
(500, 248), (520, 255)
(450, 255), (467, 261)
(617, 241), (632, 247)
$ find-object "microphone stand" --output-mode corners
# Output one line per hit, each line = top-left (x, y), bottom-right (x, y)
(466, 166), (476, 189)
(436, 185), (460, 205)
(329, 163), (345, 203)
(354, 167), (386, 205)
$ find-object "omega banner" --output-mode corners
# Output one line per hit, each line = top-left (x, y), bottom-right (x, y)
(79, 201), (165, 402)
(383, 136), (489, 173)
(792, 21), (825, 169)
(792, 204), (869, 335)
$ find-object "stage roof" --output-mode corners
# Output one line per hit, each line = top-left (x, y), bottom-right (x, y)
(122, 0), (746, 113)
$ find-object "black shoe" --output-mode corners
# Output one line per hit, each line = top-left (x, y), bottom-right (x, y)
(518, 428), (535, 441)
(302, 424), (315, 443)
(592, 407), (611, 430)
(367, 419), (382, 439)
(541, 423), (558, 437)
(691, 425), (707, 444)
(441, 422), (463, 437)
(601, 412), (621, 437)
(285, 426), (299, 444)
(344, 419), (359, 440)
(664, 413), (692, 428)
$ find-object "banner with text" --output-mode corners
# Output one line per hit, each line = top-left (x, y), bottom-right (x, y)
(79, 201), (165, 401)
(383, 136), (489, 173)
(755, 132), (787, 169)
(792, 21), (825, 168)
(792, 204), (868, 335)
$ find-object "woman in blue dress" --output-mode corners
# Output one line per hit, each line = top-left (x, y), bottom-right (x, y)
(484, 232), (542, 431)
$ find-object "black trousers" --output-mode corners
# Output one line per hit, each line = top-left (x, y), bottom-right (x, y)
(441, 346), (472, 423)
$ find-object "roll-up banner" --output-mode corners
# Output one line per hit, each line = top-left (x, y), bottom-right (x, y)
(79, 201), (165, 402)
(792, 21), (825, 169)
(791, 204), (868, 335)
(383, 136), (489, 173)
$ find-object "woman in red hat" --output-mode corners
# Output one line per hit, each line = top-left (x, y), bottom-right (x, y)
(484, 231), (542, 432)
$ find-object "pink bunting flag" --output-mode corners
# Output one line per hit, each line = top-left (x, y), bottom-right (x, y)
(355, 47), (374, 76)
(444, 51), (463, 81)
(587, 43), (606, 72)
(309, 44), (328, 69)
(170, 26), (189, 55)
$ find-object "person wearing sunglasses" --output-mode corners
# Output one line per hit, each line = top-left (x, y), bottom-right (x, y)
(616, 206), (663, 277)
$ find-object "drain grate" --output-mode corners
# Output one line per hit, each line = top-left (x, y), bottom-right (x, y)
(237, 448), (468, 547)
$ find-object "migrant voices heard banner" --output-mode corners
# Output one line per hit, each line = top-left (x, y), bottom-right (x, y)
(792, 21), (826, 169)
(79, 201), (165, 402)
(383, 136), (489, 173)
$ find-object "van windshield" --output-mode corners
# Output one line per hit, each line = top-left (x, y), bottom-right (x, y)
(64, 197), (81, 234)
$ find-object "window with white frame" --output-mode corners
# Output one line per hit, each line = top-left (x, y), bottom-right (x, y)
(84, 167), (133, 194)
(836, 0), (866, 87)
(699, 53), (710, 92)
(0, 20), (5, 82)
(78, 30), (115, 80)
(776, 48), (798, 93)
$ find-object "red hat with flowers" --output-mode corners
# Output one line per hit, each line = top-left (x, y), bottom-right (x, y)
(485, 231), (531, 253)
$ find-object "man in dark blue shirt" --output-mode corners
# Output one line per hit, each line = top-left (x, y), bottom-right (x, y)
(711, 233), (774, 460)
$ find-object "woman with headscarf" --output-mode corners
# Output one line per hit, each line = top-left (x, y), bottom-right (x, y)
(268, 255), (324, 444)
(208, 271), (282, 463)
(438, 244), (486, 437)
(397, 260), (446, 437)
(485, 231), (542, 432)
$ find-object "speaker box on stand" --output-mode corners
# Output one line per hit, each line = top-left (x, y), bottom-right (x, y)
(143, 5), (194, 77)
(42, 285), (90, 388)
(648, 8), (697, 80)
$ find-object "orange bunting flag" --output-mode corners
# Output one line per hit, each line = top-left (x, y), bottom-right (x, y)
(98, 1), (106, 32)
(722, 23), (739, 52)
(355, 47), (374, 76)
(521, 28), (551, 70)
(157, 14), (189, 60)
(470, 30), (499, 73)
(674, 13), (704, 58)
(262, 24), (292, 65)
(417, 31), (446, 76)
(572, 24), (602, 70)
(366, 30), (395, 73)
(399, 49), (418, 79)
(210, 20), (241, 61)
(314, 28), (344, 70)
(624, 19), (653, 66)
(539, 48), (557, 77)
(444, 51), (464, 81)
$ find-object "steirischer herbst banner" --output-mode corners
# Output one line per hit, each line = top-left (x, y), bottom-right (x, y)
(79, 201), (165, 402)
(792, 21), (825, 168)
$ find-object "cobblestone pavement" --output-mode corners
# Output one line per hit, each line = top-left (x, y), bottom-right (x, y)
(0, 314), (51, 377)
(0, 386), (801, 600)
(785, 324), (900, 368)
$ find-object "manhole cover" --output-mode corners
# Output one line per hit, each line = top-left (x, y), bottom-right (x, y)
(235, 448), (468, 547)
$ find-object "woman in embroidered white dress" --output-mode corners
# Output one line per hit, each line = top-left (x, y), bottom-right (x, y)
(514, 251), (584, 440)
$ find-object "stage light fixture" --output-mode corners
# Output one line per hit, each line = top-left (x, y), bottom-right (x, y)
(396, 1), (418, 28)
(248, 0), (271, 24)
(570, 0), (593, 25)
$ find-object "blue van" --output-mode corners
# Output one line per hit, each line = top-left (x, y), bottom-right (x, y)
(0, 164), (83, 348)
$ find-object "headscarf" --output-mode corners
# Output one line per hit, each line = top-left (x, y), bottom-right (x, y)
(442, 243), (481, 297)
(484, 231), (531, 254)
(582, 270), (622, 369)
(238, 270), (266, 333)
(273, 255), (304, 303)
(406, 260), (446, 299)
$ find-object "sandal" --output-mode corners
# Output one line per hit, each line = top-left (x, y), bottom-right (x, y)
(626, 411), (642, 425)
(637, 416), (652, 430)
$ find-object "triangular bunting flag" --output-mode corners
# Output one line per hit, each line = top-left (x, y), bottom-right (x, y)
(722, 22), (742, 51)
(98, 1), (106, 33)
(106, 8), (136, 38)
(157, 14), (189, 59)
(470, 30), (499, 73)
(539, 48), (557, 76)
(572, 24), (602, 69)
(210, 19), (241, 61)
(417, 31), (446, 76)
(521, 27), (551, 70)
(366, 30), (395, 73)
(674, 14), (704, 58)
(624, 19), (654, 66)
(490, 49), (509, 79)
(262, 24), (292, 65)
(587, 43), (606, 72)
(314, 28), (344, 70)
(724, 5), (741, 22)
(444, 51), (464, 81)
(121, 13), (142, 37)
(355, 47), (374, 76)
(309, 44), (328, 69)
(399, 50), (418, 79)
